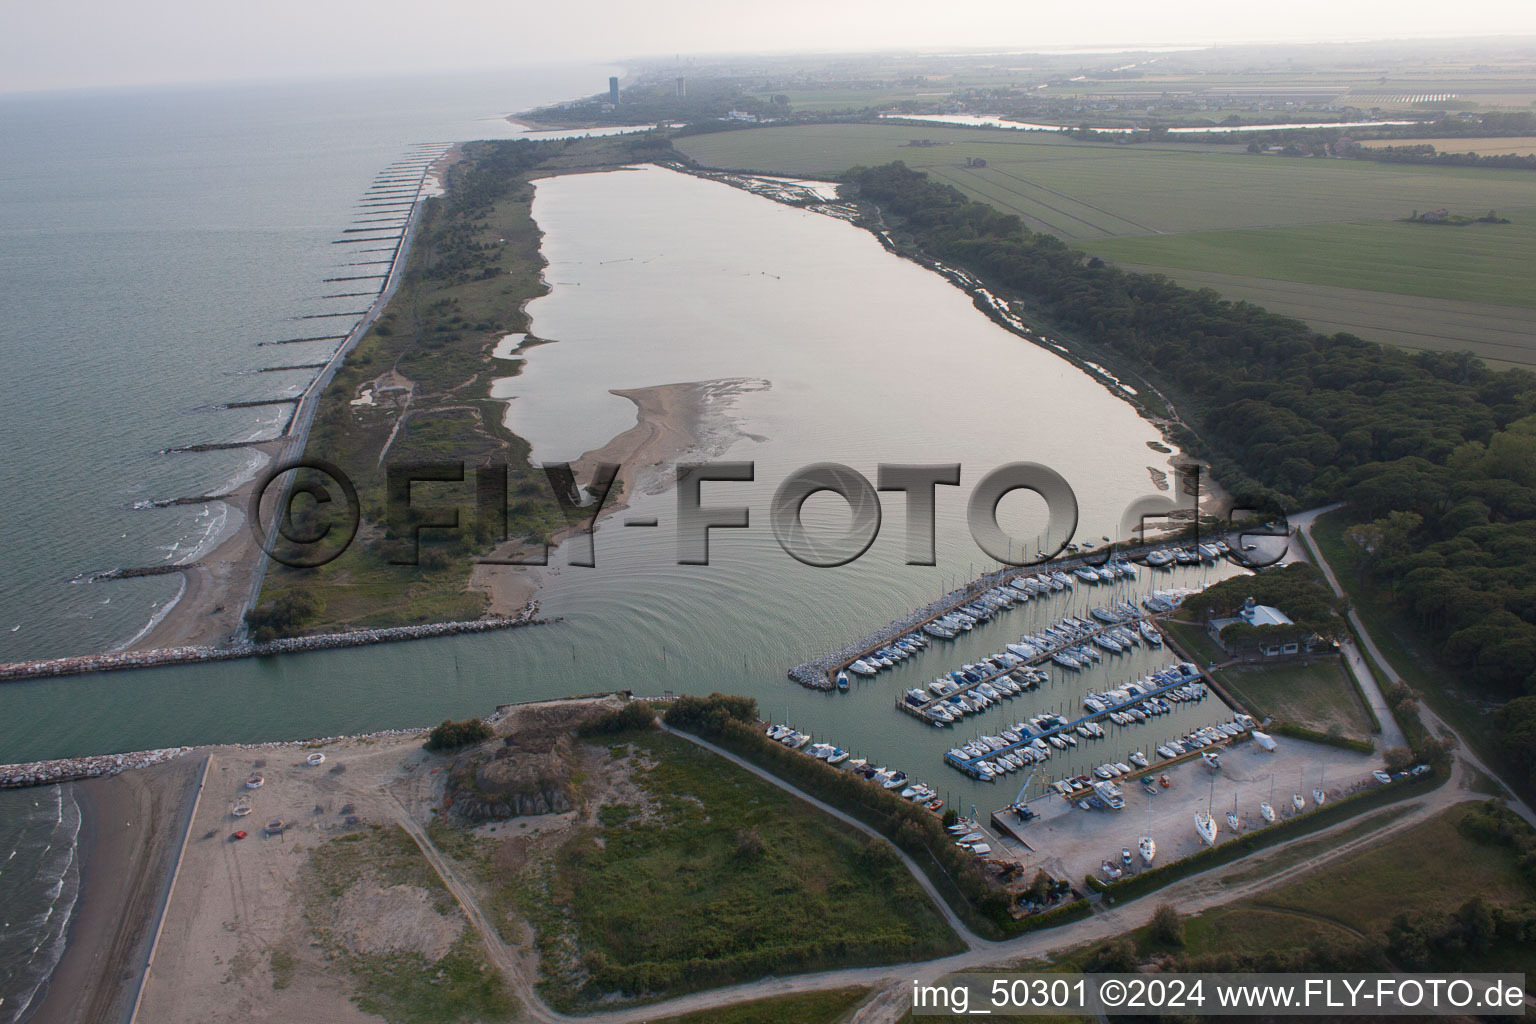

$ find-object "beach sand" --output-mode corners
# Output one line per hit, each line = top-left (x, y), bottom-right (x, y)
(23, 756), (205, 1024)
(472, 377), (764, 613)
(128, 439), (286, 653)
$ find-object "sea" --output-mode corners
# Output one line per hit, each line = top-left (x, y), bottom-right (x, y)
(0, 70), (1256, 1019)
(0, 65), (622, 1022)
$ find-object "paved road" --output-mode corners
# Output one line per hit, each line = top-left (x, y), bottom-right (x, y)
(1291, 505), (1536, 828)
(387, 712), (1497, 1024)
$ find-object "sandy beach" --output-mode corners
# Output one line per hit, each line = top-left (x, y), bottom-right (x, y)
(472, 377), (763, 614)
(128, 440), (285, 654)
(22, 755), (205, 1024)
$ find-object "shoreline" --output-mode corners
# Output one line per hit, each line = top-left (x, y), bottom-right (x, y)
(127, 149), (447, 656)
(19, 756), (204, 1024)
(471, 377), (761, 614)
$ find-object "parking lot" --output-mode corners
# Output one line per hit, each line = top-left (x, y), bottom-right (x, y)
(985, 732), (1383, 884)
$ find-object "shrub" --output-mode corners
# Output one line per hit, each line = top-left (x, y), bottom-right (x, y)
(425, 717), (493, 751)
(577, 701), (656, 737)
(1151, 903), (1186, 946)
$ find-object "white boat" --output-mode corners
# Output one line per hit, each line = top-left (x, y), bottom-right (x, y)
(1312, 787), (1327, 806)
(1194, 811), (1218, 845)
(1226, 810), (1240, 831)
(1138, 836), (1156, 865)
(827, 749), (850, 765)
(1139, 621), (1163, 645)
(1292, 793), (1306, 812)
(245, 774), (264, 789)
(1101, 860), (1123, 880)
(232, 798), (253, 817)
(1202, 751), (1221, 769)
(1129, 752), (1149, 769)
(306, 752), (326, 766)
(1259, 801), (1276, 823)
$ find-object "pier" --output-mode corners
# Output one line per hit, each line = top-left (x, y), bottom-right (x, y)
(941, 663), (1207, 777)
(892, 614), (1133, 720)
(0, 603), (547, 685)
(788, 542), (1174, 689)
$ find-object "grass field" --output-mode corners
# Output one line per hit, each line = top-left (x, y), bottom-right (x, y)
(1219, 661), (1376, 742)
(1103, 265), (1536, 369)
(677, 123), (1536, 366)
(1360, 136), (1536, 157)
(1084, 211), (1536, 308)
(1083, 804), (1536, 972)
(516, 730), (963, 1011)
(1249, 804), (1535, 943)
(676, 124), (1536, 240)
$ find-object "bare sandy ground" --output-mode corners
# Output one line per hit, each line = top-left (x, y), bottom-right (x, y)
(134, 696), (620, 1024)
(473, 378), (763, 614)
(133, 733), (438, 1024)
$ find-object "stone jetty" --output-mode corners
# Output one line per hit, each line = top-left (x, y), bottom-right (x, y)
(0, 601), (548, 685)
(0, 747), (192, 788)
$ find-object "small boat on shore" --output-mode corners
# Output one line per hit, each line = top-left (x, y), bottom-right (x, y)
(245, 774), (264, 789)
(1292, 793), (1306, 812)
(1139, 836), (1156, 864)
(1260, 801), (1276, 823)
(306, 752), (326, 766)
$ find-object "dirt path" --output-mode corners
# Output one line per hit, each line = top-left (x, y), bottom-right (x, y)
(386, 719), (1485, 1024)
(1291, 505), (1536, 828)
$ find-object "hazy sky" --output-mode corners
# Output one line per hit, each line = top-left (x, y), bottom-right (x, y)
(4, 0), (1535, 93)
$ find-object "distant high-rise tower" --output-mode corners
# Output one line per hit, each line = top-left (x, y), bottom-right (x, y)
(608, 77), (620, 105)
(675, 76), (686, 98)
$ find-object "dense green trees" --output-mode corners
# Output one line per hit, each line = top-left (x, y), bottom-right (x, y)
(848, 161), (1534, 514)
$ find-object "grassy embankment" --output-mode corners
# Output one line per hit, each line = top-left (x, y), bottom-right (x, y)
(300, 824), (516, 1024)
(1161, 619), (1376, 744)
(675, 123), (1536, 366)
(1185, 803), (1536, 971)
(252, 135), (671, 634)
(1064, 802), (1536, 975)
(433, 727), (962, 1013)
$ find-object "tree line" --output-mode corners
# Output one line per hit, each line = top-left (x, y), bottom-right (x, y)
(845, 161), (1536, 789)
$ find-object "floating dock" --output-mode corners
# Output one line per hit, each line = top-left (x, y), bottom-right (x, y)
(789, 542), (1177, 690)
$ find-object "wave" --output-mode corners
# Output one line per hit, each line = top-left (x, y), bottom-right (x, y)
(0, 787), (81, 1024)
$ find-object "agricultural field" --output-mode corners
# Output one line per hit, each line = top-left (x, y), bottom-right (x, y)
(677, 123), (1536, 366)
(1360, 136), (1536, 157)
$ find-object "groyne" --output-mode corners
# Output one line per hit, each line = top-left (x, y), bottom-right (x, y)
(0, 601), (548, 684)
(0, 747), (192, 788)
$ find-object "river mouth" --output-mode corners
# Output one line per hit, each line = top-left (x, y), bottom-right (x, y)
(0, 162), (1247, 821)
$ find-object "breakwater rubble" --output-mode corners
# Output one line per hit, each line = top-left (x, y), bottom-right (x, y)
(0, 747), (192, 788)
(0, 601), (549, 684)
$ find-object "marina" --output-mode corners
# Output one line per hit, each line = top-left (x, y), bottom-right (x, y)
(790, 540), (1233, 690)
